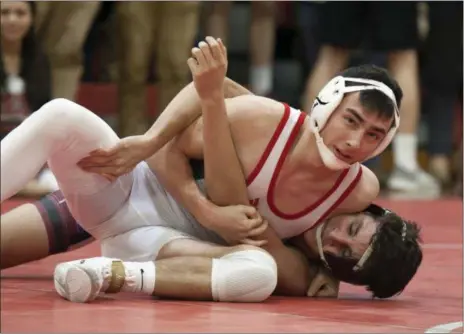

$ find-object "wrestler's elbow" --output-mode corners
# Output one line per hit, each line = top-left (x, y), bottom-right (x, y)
(205, 177), (248, 207)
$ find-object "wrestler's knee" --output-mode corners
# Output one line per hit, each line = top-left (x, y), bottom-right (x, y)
(35, 98), (84, 135)
(39, 98), (76, 118)
(37, 98), (117, 145)
(211, 245), (278, 303)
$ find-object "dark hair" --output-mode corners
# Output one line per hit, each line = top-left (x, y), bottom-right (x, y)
(361, 212), (423, 299)
(0, 1), (51, 111)
(322, 207), (423, 299)
(340, 64), (403, 126)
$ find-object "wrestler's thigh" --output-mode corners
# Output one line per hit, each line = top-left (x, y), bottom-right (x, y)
(1, 204), (49, 269)
(157, 234), (268, 260)
(101, 225), (258, 262)
(99, 226), (192, 262)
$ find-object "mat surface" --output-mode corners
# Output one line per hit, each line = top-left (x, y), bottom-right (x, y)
(1, 198), (463, 333)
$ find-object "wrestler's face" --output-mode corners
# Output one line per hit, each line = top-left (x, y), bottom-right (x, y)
(1, 1), (32, 43)
(319, 92), (393, 163)
(305, 212), (378, 261)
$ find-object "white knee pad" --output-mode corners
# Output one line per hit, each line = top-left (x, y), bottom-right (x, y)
(211, 249), (278, 303)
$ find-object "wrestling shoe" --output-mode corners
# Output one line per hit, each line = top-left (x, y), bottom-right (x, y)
(54, 257), (129, 303)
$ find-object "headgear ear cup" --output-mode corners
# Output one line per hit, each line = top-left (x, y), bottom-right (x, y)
(310, 77), (346, 129)
(309, 76), (400, 170)
(310, 77), (351, 170)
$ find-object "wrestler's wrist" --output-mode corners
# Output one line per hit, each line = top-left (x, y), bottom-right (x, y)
(199, 90), (225, 106)
(188, 196), (219, 228)
(142, 133), (164, 158)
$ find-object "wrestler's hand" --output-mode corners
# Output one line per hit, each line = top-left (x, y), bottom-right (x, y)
(77, 135), (151, 180)
(187, 36), (227, 101)
(306, 267), (340, 298)
(205, 204), (269, 247)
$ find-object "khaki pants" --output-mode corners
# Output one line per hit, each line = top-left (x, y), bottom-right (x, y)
(35, 1), (101, 101)
(116, 2), (200, 137)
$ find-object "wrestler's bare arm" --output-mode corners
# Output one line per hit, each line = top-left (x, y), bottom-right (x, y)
(201, 91), (249, 208)
(142, 78), (253, 158)
(149, 95), (313, 296)
(148, 94), (280, 222)
(78, 77), (254, 177)
(199, 94), (315, 295)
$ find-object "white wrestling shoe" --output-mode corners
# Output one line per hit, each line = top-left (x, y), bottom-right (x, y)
(54, 257), (123, 303)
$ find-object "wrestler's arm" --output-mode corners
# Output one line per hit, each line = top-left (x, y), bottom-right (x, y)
(199, 94), (315, 296)
(142, 78), (253, 157)
(149, 96), (313, 296)
(148, 94), (274, 223)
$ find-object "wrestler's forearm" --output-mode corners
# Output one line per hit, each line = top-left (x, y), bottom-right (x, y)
(202, 96), (249, 206)
(150, 144), (216, 226)
(143, 78), (253, 158)
(199, 96), (313, 295)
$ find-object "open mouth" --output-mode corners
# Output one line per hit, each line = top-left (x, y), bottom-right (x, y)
(334, 147), (352, 162)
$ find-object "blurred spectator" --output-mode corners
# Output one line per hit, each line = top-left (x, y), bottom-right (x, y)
(205, 1), (276, 96)
(1, 1), (58, 196)
(302, 2), (439, 194)
(420, 2), (463, 187)
(297, 2), (322, 80)
(34, 1), (100, 100)
(116, 2), (200, 137)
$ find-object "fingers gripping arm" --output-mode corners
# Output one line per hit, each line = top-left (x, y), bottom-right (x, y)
(199, 94), (313, 296)
(148, 96), (253, 225)
(149, 99), (313, 296)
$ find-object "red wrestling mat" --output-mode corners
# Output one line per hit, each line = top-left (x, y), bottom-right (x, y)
(1, 198), (463, 333)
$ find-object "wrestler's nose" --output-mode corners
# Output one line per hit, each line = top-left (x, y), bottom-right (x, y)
(326, 229), (350, 246)
(345, 130), (363, 149)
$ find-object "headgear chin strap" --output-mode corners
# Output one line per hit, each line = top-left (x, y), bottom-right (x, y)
(315, 204), (407, 283)
(310, 76), (401, 170)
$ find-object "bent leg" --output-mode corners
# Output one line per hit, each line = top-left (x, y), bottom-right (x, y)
(54, 226), (277, 303)
(155, 236), (278, 302)
(1, 190), (94, 270)
(1, 98), (132, 227)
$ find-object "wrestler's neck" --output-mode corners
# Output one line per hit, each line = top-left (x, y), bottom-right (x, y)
(286, 122), (340, 178)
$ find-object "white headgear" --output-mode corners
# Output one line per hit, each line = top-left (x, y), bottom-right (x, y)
(310, 76), (401, 170)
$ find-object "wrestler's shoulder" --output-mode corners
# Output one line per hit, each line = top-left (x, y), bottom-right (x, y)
(341, 165), (380, 211)
(359, 165), (380, 197)
(356, 165), (380, 201)
(227, 95), (289, 122)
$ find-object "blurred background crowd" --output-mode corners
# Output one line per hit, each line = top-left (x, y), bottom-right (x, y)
(1, 1), (462, 199)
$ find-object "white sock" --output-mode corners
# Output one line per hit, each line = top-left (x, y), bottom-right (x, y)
(392, 133), (419, 171)
(121, 261), (156, 295)
(250, 65), (273, 95)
